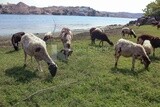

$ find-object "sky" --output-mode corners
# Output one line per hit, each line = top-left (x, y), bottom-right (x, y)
(0, 0), (154, 13)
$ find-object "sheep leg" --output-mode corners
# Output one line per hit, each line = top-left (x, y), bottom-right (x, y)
(91, 38), (95, 44)
(23, 51), (27, 67)
(114, 54), (120, 68)
(99, 41), (103, 47)
(131, 56), (135, 71)
(153, 48), (155, 56)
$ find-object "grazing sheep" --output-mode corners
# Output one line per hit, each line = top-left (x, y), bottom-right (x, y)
(21, 33), (57, 77)
(115, 38), (151, 71)
(89, 27), (113, 46)
(121, 27), (136, 38)
(137, 34), (160, 56)
(142, 40), (153, 55)
(43, 35), (54, 42)
(59, 28), (73, 59)
(11, 32), (25, 51)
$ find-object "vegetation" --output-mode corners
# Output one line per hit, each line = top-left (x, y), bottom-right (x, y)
(143, 0), (160, 17)
(0, 25), (160, 106)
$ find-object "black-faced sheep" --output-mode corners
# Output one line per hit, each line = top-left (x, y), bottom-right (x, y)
(137, 34), (160, 56)
(115, 38), (151, 71)
(11, 32), (25, 51)
(121, 27), (136, 38)
(89, 27), (113, 47)
(21, 33), (57, 77)
(59, 28), (73, 59)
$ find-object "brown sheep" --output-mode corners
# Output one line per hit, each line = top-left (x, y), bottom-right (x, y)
(137, 34), (160, 56)
(89, 27), (113, 46)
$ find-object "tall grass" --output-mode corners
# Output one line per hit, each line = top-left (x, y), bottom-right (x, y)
(0, 25), (160, 106)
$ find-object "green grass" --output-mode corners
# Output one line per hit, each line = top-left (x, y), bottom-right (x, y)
(0, 25), (160, 106)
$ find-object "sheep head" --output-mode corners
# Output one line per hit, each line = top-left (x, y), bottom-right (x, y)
(60, 49), (73, 59)
(141, 56), (151, 69)
(48, 63), (57, 77)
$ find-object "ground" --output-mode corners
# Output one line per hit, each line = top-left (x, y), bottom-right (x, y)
(0, 25), (160, 106)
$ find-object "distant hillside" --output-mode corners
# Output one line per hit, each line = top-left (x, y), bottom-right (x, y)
(0, 2), (143, 18)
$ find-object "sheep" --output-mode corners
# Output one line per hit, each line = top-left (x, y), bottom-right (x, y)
(137, 34), (160, 56)
(11, 32), (25, 51)
(114, 38), (151, 71)
(43, 35), (54, 42)
(59, 27), (73, 59)
(121, 27), (136, 38)
(21, 33), (57, 77)
(142, 40), (153, 55)
(89, 27), (114, 47)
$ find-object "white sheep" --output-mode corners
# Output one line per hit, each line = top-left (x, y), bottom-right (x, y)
(114, 38), (151, 71)
(21, 33), (57, 77)
(59, 28), (73, 59)
(121, 27), (136, 38)
(142, 40), (153, 55)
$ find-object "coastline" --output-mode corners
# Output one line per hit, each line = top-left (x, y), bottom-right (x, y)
(0, 24), (124, 47)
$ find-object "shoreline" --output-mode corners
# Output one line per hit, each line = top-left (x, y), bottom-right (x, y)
(0, 24), (124, 47)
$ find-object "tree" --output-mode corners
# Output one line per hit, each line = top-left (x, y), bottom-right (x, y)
(143, 0), (160, 16)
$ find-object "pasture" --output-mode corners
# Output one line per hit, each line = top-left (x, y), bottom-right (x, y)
(0, 25), (160, 106)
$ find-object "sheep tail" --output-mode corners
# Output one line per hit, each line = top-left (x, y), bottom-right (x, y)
(11, 35), (18, 51)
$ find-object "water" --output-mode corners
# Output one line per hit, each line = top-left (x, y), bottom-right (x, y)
(0, 14), (136, 36)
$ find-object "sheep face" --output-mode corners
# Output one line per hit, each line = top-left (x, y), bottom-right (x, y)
(130, 29), (136, 38)
(141, 56), (151, 69)
(61, 48), (73, 59)
(48, 64), (57, 77)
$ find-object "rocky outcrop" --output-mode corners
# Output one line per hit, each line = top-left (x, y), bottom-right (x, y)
(0, 2), (143, 18)
(127, 16), (159, 26)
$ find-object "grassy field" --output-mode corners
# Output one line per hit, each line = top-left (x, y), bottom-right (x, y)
(0, 25), (160, 107)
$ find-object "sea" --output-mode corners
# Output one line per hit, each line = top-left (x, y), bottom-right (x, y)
(0, 14), (136, 36)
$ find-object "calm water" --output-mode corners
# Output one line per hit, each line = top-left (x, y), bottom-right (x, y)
(0, 15), (136, 36)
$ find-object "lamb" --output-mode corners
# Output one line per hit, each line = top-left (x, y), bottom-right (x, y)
(137, 34), (160, 56)
(89, 27), (113, 46)
(121, 27), (136, 38)
(21, 33), (57, 77)
(11, 32), (25, 51)
(142, 40), (153, 55)
(114, 38), (151, 71)
(59, 27), (73, 59)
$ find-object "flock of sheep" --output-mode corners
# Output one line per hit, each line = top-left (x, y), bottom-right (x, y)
(10, 26), (160, 77)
